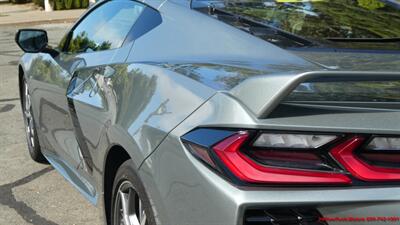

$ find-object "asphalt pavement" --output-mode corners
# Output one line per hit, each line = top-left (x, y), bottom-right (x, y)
(0, 23), (103, 225)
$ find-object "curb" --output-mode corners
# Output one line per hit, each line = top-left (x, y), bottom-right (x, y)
(0, 17), (78, 27)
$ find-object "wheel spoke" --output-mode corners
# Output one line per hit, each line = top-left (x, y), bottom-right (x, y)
(30, 137), (35, 147)
(138, 199), (143, 221)
(119, 190), (131, 225)
(127, 188), (134, 215)
(29, 118), (35, 133)
(25, 109), (31, 119)
(24, 83), (31, 111)
(138, 199), (147, 225)
(140, 209), (147, 225)
(115, 181), (146, 225)
(23, 81), (36, 149)
(128, 189), (141, 225)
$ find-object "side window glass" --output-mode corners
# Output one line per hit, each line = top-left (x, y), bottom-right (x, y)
(67, 1), (144, 53)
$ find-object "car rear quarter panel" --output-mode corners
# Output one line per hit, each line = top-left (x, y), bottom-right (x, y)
(139, 92), (400, 225)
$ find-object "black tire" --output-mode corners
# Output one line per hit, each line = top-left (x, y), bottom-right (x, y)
(21, 79), (47, 163)
(111, 159), (157, 225)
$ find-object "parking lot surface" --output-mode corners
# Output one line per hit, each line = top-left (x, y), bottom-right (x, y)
(0, 23), (103, 225)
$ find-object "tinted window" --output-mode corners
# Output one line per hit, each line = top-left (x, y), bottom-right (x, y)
(197, 0), (400, 50)
(207, 0), (400, 40)
(287, 81), (400, 102)
(67, 0), (145, 53)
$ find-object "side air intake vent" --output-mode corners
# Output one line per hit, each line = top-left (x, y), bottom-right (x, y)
(244, 207), (327, 225)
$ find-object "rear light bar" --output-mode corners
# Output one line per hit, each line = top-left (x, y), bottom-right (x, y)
(332, 136), (400, 182)
(181, 129), (400, 185)
(213, 132), (350, 184)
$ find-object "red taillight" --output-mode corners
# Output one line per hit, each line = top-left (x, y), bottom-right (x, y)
(360, 153), (400, 165)
(182, 129), (400, 185)
(213, 132), (351, 184)
(186, 144), (218, 169)
(249, 150), (323, 169)
(331, 136), (400, 182)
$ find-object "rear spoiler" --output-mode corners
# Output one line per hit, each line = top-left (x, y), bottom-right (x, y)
(229, 71), (400, 118)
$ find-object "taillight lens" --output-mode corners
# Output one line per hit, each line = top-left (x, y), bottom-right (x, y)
(182, 129), (400, 185)
(366, 137), (400, 151)
(253, 133), (338, 149)
(332, 136), (400, 182)
(212, 132), (351, 184)
(247, 150), (332, 171)
(249, 133), (339, 171)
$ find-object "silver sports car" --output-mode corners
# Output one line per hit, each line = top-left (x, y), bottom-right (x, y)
(15, 0), (400, 224)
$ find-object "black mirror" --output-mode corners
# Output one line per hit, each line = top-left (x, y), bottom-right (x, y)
(15, 29), (48, 53)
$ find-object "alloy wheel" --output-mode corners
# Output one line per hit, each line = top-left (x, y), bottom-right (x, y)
(114, 180), (147, 225)
(23, 81), (35, 150)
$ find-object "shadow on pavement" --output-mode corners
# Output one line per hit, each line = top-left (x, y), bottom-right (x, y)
(0, 104), (15, 113)
(0, 167), (58, 225)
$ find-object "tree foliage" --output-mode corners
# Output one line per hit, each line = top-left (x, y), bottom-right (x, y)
(68, 31), (111, 53)
(225, 0), (400, 39)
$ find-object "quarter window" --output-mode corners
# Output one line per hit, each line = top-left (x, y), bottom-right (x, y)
(67, 0), (145, 53)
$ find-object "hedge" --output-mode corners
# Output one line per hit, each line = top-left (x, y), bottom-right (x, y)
(32, 0), (89, 10)
(10, 0), (30, 4)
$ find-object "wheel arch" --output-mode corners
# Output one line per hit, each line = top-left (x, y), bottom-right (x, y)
(103, 144), (132, 225)
(18, 65), (25, 105)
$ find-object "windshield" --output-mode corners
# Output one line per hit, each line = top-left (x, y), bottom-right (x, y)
(195, 0), (400, 48)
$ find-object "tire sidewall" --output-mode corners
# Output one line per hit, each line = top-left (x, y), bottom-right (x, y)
(110, 159), (156, 225)
(21, 79), (45, 162)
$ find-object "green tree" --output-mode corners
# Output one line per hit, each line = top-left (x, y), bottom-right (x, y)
(357, 0), (385, 10)
(68, 31), (111, 53)
(225, 0), (400, 39)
